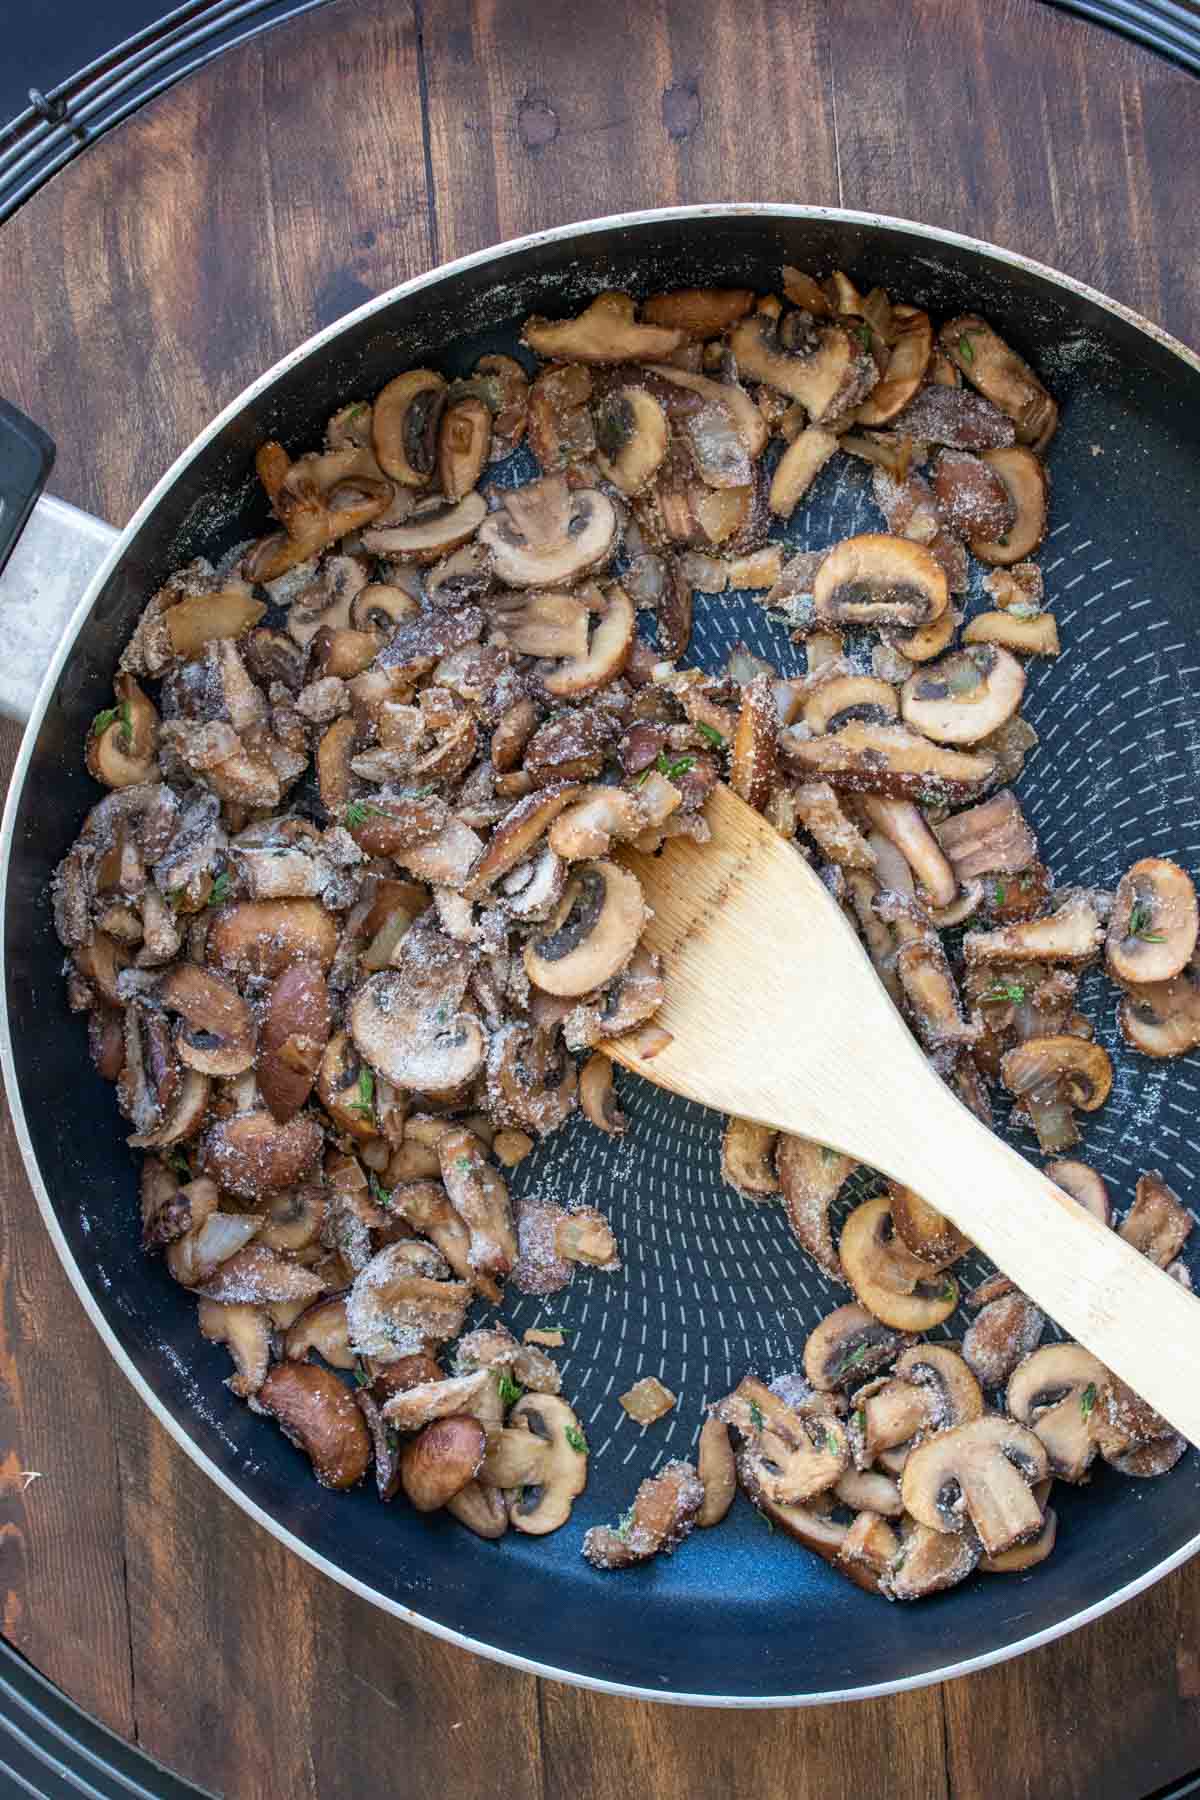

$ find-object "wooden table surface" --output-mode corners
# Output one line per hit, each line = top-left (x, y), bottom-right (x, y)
(2, 1), (1200, 1793)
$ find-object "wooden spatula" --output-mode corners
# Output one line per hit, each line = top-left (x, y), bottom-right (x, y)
(607, 783), (1200, 1445)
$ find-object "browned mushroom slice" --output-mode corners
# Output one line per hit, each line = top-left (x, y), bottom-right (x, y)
(563, 945), (665, 1050)
(1106, 857), (1199, 986)
(1045, 1158), (1112, 1226)
(362, 492), (487, 566)
(964, 610), (1061, 657)
(813, 535), (947, 629)
(1119, 1170), (1193, 1268)
(641, 363), (769, 457)
(802, 675), (900, 736)
(540, 582), (635, 700)
(462, 785), (582, 897)
(350, 957), (487, 1096)
(839, 1195), (960, 1331)
(900, 645), (1025, 746)
(875, 893), (978, 1053)
(733, 1406), (850, 1509)
(964, 888), (1108, 965)
(768, 426), (840, 518)
(400, 1414), (487, 1512)
(437, 396), (491, 501)
(128, 1066), (211, 1151)
(728, 673), (777, 812)
(803, 1303), (917, 1392)
(347, 1241), (470, 1361)
(523, 292), (684, 363)
(846, 305), (931, 428)
(935, 788), (1037, 884)
(547, 785), (658, 862)
(524, 860), (646, 997)
(209, 899), (338, 979)
(641, 287), (755, 338)
(257, 1361), (370, 1490)
(197, 1298), (271, 1397)
(579, 1053), (626, 1135)
(720, 1117), (780, 1199)
(968, 447), (1049, 565)
(284, 1291), (354, 1368)
(789, 784), (872, 873)
(154, 962), (255, 1078)
(887, 1181), (970, 1268)
(582, 1460), (705, 1569)
(452, 353), (528, 461)
(929, 447), (1016, 541)
(501, 1394), (589, 1536)
(1119, 952), (1200, 1057)
(1001, 1035), (1113, 1155)
(901, 1414), (1048, 1556)
(1007, 1343), (1109, 1482)
(525, 361), (595, 468)
(593, 387), (669, 494)
(86, 677), (159, 788)
(478, 476), (617, 588)
(162, 585), (269, 656)
(962, 1290), (1045, 1389)
(775, 1135), (856, 1279)
(940, 315), (1058, 449)
(379, 1366), (494, 1432)
(370, 369), (446, 486)
(981, 1505), (1058, 1574)
(201, 1110), (324, 1200)
(729, 312), (874, 423)
(892, 382), (1016, 450)
(782, 722), (995, 802)
(141, 1163), (217, 1250)
(257, 961), (331, 1124)
(859, 798), (957, 907)
(438, 1127), (515, 1281)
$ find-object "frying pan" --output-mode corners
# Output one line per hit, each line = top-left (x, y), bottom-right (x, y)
(4, 205), (1200, 1707)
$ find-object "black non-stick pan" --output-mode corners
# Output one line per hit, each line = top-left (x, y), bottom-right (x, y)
(4, 206), (1200, 1705)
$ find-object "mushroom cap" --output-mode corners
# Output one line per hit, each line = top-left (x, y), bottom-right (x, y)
(349, 946), (488, 1093)
(900, 645), (1025, 746)
(776, 1135), (856, 1279)
(1118, 954), (1200, 1058)
(839, 1195), (961, 1331)
(893, 1343), (983, 1430)
(523, 860), (646, 997)
(887, 1181), (971, 1269)
(593, 386), (670, 495)
(155, 962), (256, 1078)
(802, 674), (900, 736)
(856, 305), (934, 426)
(1119, 1170), (1193, 1268)
(371, 368), (447, 486)
(478, 477), (618, 589)
(541, 582), (635, 700)
(201, 1109), (324, 1200)
(813, 534), (948, 629)
(886, 1520), (981, 1599)
(1045, 1158), (1111, 1226)
(257, 1361), (370, 1490)
(1006, 1342), (1109, 1482)
(438, 395), (492, 502)
(400, 1415), (487, 1512)
(900, 1413), (1048, 1555)
(803, 1302), (916, 1391)
(1001, 1034), (1113, 1112)
(720, 1116), (780, 1198)
(504, 1393), (588, 1535)
(208, 899), (338, 980)
(967, 447), (1049, 565)
(940, 315), (1057, 449)
(1106, 857), (1199, 986)
(729, 314), (871, 423)
(962, 1291), (1045, 1390)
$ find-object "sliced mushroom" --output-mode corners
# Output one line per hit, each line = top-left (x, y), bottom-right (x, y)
(859, 798), (957, 907)
(86, 677), (159, 788)
(400, 1415), (486, 1512)
(541, 583), (635, 700)
(721, 1116), (780, 1198)
(208, 899), (338, 980)
(802, 675), (900, 736)
(964, 888), (1108, 965)
(803, 1303), (916, 1392)
(593, 387), (669, 494)
(962, 1291), (1045, 1390)
(729, 312), (874, 423)
(1007, 1343), (1109, 1482)
(438, 1127), (516, 1281)
(152, 962), (254, 1079)
(579, 1052), (626, 1135)
(445, 1480), (509, 1538)
(782, 721), (996, 802)
(854, 1345), (983, 1469)
(641, 363), (768, 457)
(981, 1505), (1057, 1573)
(486, 1020), (578, 1136)
(855, 306), (934, 426)
(346, 1241), (470, 1361)
(503, 1394), (589, 1535)
(892, 382), (1016, 450)
(284, 1290), (355, 1368)
(776, 1135), (856, 1278)
(901, 1413), (1048, 1556)
(768, 425), (839, 518)
(1119, 952), (1200, 1057)
(885, 1519), (982, 1600)
(728, 673), (778, 813)
(900, 645), (1025, 745)
(696, 1415), (737, 1526)
(256, 1361), (370, 1489)
(839, 1194), (960, 1331)
(524, 860), (646, 997)
(350, 932), (487, 1095)
(963, 610), (1061, 657)
(930, 447), (1016, 541)
(887, 1181), (970, 1268)
(257, 961), (331, 1123)
(478, 476), (617, 588)
(1001, 1035), (1112, 1155)
(935, 788), (1037, 884)
(813, 534), (947, 629)
(362, 492), (487, 565)
(438, 396), (491, 501)
(1119, 1170), (1193, 1268)
(581, 1459), (704, 1568)
(260, 1182), (327, 1255)
(834, 1468), (904, 1518)
(1106, 857), (1199, 986)
(939, 316), (1058, 449)
(792, 783), (875, 872)
(371, 369), (447, 486)
(201, 1109), (324, 1200)
(196, 1298), (271, 1396)
(523, 292), (683, 364)
(967, 448), (1049, 565)
(1045, 1159), (1112, 1226)
(641, 287), (755, 339)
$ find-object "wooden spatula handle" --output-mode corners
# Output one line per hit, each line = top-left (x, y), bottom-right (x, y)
(858, 1085), (1200, 1445)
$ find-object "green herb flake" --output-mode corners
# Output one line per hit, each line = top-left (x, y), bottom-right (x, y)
(835, 1342), (871, 1380)
(655, 750), (696, 783)
(565, 1426), (588, 1454)
(91, 705), (120, 737)
(497, 1370), (524, 1409)
(345, 402), (369, 420)
(993, 880), (1007, 907)
(1080, 1382), (1098, 1421)
(166, 1147), (192, 1180)
(853, 1407), (866, 1437)
(857, 322), (873, 352)
(354, 1361), (371, 1388)
(749, 1400), (766, 1432)
(347, 1067), (375, 1119)
(958, 332), (975, 365)
(370, 1174), (393, 1210)
(615, 1506), (635, 1542)
(980, 982), (1025, 1005)
(824, 1428), (840, 1455)
(941, 1279), (957, 1305)
(343, 800), (389, 829)
(206, 871), (231, 909)
(697, 722), (726, 747)
(1129, 900), (1166, 943)
(455, 1154), (472, 1170)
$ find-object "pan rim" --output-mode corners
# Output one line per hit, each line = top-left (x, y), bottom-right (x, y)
(4, 201), (1199, 1707)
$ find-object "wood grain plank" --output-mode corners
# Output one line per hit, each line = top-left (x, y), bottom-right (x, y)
(421, 0), (840, 261)
(826, 0), (1200, 350)
(541, 1681), (948, 1800)
(0, 724), (135, 1739)
(944, 1567), (1200, 1799)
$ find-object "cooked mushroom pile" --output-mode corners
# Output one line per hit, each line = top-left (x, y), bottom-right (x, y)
(53, 262), (1198, 1582)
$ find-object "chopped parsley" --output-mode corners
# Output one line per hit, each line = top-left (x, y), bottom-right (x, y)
(345, 402), (368, 420)
(615, 1506), (635, 1542)
(1080, 1381), (1098, 1421)
(941, 1279), (957, 1304)
(979, 982), (1026, 1005)
(696, 722), (726, 747)
(206, 871), (231, 908)
(347, 1067), (375, 1119)
(993, 880), (1007, 907)
(1129, 900), (1165, 943)
(856, 322), (873, 352)
(354, 1360), (371, 1388)
(455, 1154), (472, 1170)
(834, 1342), (871, 1380)
(853, 1407), (866, 1437)
(958, 332), (975, 364)
(370, 1174), (393, 1209)
(655, 750), (696, 783)
(343, 800), (389, 828)
(565, 1426), (588, 1453)
(91, 698), (132, 739)
(165, 1147), (192, 1180)
(496, 1370), (524, 1409)
(824, 1428), (840, 1455)
(749, 1400), (766, 1432)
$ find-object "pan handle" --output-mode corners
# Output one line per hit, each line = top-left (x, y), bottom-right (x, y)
(0, 399), (119, 726)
